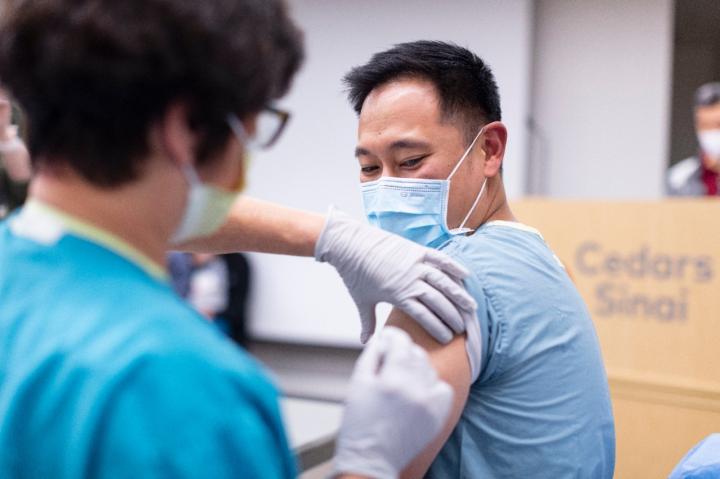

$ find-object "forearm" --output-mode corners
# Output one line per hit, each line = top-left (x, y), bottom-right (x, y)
(179, 196), (326, 256)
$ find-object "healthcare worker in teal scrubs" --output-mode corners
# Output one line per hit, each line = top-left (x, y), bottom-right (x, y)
(0, 1), (463, 477)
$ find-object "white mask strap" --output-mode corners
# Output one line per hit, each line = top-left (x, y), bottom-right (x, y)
(458, 177), (488, 231)
(179, 162), (201, 186)
(448, 126), (486, 181)
(227, 113), (255, 151)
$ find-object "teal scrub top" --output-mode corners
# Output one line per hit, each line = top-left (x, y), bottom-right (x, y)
(0, 202), (296, 478)
(427, 221), (616, 478)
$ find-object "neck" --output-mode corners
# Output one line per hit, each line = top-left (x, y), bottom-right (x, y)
(29, 165), (178, 267)
(471, 176), (515, 228)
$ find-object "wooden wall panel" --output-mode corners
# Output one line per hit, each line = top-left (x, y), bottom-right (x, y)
(512, 199), (720, 478)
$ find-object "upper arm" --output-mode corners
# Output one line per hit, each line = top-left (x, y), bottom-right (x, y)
(386, 308), (472, 479)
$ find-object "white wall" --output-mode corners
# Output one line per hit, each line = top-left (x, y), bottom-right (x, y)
(530, 0), (674, 198)
(245, 0), (535, 346)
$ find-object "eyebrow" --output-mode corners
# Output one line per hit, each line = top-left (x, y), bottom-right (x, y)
(354, 139), (431, 157)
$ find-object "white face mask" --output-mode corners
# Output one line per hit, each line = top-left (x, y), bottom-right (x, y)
(170, 114), (249, 244)
(698, 129), (720, 158)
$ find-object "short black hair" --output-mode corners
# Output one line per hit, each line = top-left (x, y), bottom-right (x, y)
(0, 0), (303, 187)
(695, 82), (720, 108)
(343, 40), (501, 142)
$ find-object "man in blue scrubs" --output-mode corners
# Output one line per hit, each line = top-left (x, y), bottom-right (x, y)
(0, 2), (459, 478)
(344, 41), (616, 478)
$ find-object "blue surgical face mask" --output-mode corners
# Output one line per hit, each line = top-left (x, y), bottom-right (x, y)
(361, 127), (487, 248)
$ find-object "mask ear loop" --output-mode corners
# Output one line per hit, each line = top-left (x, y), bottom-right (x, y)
(448, 126), (487, 233)
(179, 162), (201, 186)
(227, 114), (247, 139)
(161, 118), (202, 187)
(457, 177), (488, 231)
(447, 126), (485, 181)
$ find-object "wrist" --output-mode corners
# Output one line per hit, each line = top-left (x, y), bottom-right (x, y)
(314, 206), (358, 263)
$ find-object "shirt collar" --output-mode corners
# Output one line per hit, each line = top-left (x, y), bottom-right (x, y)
(482, 220), (544, 239)
(14, 199), (169, 281)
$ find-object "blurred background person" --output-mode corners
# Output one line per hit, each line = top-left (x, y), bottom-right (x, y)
(667, 82), (720, 196)
(219, 252), (253, 346)
(168, 251), (252, 346)
(0, 87), (30, 218)
(169, 252), (230, 320)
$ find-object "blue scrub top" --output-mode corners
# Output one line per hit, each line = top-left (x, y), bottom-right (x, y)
(0, 203), (296, 478)
(669, 434), (720, 479)
(427, 221), (616, 478)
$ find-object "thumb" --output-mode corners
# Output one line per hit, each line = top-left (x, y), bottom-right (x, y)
(427, 380), (454, 431)
(351, 331), (386, 380)
(358, 303), (377, 344)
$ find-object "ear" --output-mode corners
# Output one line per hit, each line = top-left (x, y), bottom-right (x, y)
(153, 102), (199, 168)
(480, 121), (507, 178)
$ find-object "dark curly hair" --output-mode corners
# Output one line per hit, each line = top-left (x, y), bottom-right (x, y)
(0, 0), (304, 186)
(343, 40), (500, 144)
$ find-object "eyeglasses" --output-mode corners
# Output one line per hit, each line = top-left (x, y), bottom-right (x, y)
(227, 106), (291, 151)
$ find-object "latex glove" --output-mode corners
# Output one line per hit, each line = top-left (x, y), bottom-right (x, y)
(315, 207), (477, 344)
(333, 327), (453, 479)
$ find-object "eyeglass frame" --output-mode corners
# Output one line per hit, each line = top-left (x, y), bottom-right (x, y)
(227, 106), (291, 151)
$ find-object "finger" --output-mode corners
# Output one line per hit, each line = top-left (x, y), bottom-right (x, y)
(408, 340), (429, 364)
(358, 304), (377, 344)
(421, 265), (477, 314)
(378, 329), (420, 379)
(415, 281), (465, 334)
(423, 249), (470, 280)
(352, 332), (385, 379)
(380, 325), (414, 346)
(428, 380), (455, 428)
(383, 344), (437, 393)
(398, 299), (453, 344)
(355, 326), (407, 375)
(407, 342), (438, 382)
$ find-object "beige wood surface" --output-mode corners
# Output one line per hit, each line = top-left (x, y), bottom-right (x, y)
(512, 198), (720, 478)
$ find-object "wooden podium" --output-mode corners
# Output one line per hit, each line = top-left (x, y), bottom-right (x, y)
(512, 199), (720, 478)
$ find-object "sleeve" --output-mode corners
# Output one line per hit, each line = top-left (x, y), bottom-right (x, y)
(89, 350), (296, 479)
(439, 241), (491, 383)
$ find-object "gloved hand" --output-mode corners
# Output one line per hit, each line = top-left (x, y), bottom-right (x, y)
(333, 327), (453, 479)
(315, 207), (477, 344)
